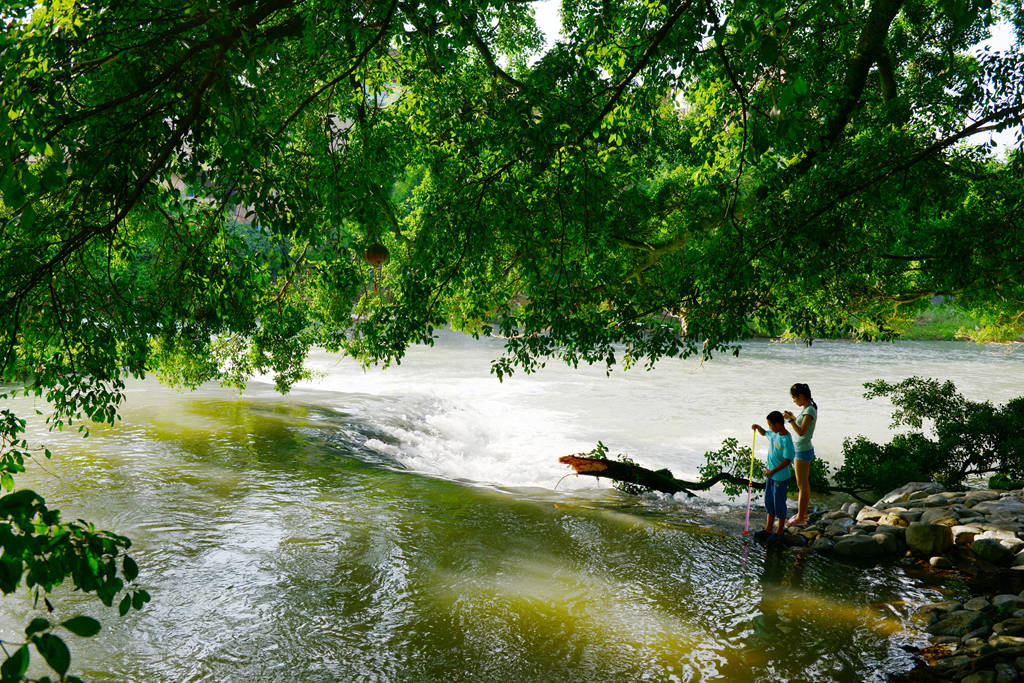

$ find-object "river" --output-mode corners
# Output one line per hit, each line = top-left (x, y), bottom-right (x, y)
(2, 335), (1022, 681)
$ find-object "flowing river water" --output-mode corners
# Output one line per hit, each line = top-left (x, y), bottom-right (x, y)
(2, 334), (1023, 681)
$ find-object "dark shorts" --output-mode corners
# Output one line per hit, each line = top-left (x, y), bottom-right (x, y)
(794, 447), (815, 463)
(765, 478), (789, 519)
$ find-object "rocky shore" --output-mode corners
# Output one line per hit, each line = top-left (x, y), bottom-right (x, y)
(782, 481), (1024, 681)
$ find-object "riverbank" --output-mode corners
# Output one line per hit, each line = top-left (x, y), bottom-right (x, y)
(781, 482), (1024, 681)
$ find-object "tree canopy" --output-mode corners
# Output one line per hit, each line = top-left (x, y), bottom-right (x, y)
(1, 0), (1023, 676)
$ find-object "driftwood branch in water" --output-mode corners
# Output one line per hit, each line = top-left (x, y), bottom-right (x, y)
(557, 455), (874, 504)
(557, 455), (764, 497)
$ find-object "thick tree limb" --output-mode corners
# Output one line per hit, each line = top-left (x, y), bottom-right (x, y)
(558, 455), (874, 504)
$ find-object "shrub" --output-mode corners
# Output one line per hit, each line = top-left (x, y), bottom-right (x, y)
(835, 377), (1024, 491)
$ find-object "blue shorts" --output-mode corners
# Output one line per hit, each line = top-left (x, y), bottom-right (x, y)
(765, 478), (789, 519)
(794, 448), (815, 462)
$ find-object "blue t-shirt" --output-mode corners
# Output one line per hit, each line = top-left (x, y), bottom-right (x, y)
(764, 430), (794, 481)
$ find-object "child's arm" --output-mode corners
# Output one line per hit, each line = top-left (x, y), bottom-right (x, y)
(751, 424), (766, 436)
(765, 458), (790, 478)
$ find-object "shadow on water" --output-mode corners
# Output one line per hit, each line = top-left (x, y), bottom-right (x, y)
(3, 386), (951, 682)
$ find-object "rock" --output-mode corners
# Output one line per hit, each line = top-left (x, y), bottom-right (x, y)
(994, 662), (1019, 683)
(980, 531), (1024, 554)
(906, 523), (954, 555)
(932, 654), (974, 675)
(875, 482), (945, 507)
(783, 533), (807, 547)
(934, 635), (961, 645)
(846, 502), (864, 517)
(811, 536), (834, 553)
(990, 635), (1024, 648)
(925, 493), (955, 507)
(897, 510), (925, 524)
(954, 525), (982, 544)
(995, 596), (1024, 613)
(821, 510), (853, 523)
(873, 532), (902, 555)
(878, 513), (909, 527)
(914, 600), (963, 620)
(930, 555), (954, 568)
(965, 597), (993, 611)
(975, 500), (1024, 516)
(967, 490), (1004, 504)
(921, 507), (960, 525)
(974, 538), (1015, 564)
(856, 506), (882, 522)
(834, 534), (883, 559)
(826, 518), (857, 535)
(994, 619), (1024, 636)
(962, 671), (998, 683)
(1015, 551), (1024, 567)
(876, 524), (907, 539)
(929, 610), (993, 637)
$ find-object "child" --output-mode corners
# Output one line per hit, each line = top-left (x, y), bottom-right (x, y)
(751, 411), (795, 543)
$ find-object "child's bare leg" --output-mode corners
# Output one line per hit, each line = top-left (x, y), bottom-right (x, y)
(776, 517), (786, 534)
(764, 515), (775, 532)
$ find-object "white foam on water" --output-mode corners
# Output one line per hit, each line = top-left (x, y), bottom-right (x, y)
(260, 332), (1024, 491)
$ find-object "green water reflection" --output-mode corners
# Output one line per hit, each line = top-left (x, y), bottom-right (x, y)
(1, 387), (942, 682)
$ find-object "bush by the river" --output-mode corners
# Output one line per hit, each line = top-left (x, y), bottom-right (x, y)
(835, 377), (1024, 492)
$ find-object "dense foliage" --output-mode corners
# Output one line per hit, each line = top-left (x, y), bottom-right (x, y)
(835, 377), (1024, 492)
(2, 0), (1024, 677)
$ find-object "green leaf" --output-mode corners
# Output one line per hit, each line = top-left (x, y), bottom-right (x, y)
(1, 472), (13, 491)
(118, 594), (131, 616)
(122, 555), (138, 582)
(61, 615), (101, 637)
(0, 645), (30, 680)
(759, 36), (779, 64)
(793, 76), (808, 96)
(25, 616), (50, 636)
(34, 633), (70, 677)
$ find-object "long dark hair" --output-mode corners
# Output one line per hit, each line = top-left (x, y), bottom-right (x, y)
(790, 383), (817, 409)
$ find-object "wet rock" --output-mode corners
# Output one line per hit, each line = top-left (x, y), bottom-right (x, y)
(965, 597), (993, 611)
(980, 531), (1024, 554)
(811, 536), (834, 553)
(974, 538), (1015, 565)
(876, 524), (907, 539)
(826, 518), (857, 535)
(915, 600), (963, 621)
(783, 533), (807, 547)
(834, 534), (883, 559)
(962, 671), (998, 683)
(874, 533), (902, 555)
(954, 525), (982, 544)
(921, 507), (960, 525)
(994, 662), (1019, 682)
(932, 654), (974, 676)
(930, 555), (954, 568)
(1014, 551), (1024, 567)
(934, 635), (961, 645)
(897, 510), (925, 524)
(989, 635), (1024, 648)
(907, 523), (954, 555)
(876, 482), (945, 507)
(963, 637), (994, 655)
(994, 596), (1024, 613)
(994, 619), (1024, 636)
(928, 610), (993, 637)
(845, 502), (864, 517)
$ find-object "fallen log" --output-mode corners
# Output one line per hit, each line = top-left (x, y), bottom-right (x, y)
(557, 455), (873, 503)
(557, 455), (764, 497)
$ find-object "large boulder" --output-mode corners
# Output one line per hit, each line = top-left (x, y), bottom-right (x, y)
(973, 499), (1024, 516)
(875, 482), (945, 507)
(972, 538), (1014, 565)
(927, 609), (993, 637)
(906, 523), (954, 555)
(834, 534), (883, 559)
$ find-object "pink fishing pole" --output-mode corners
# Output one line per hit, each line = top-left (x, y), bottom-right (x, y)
(743, 430), (756, 535)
